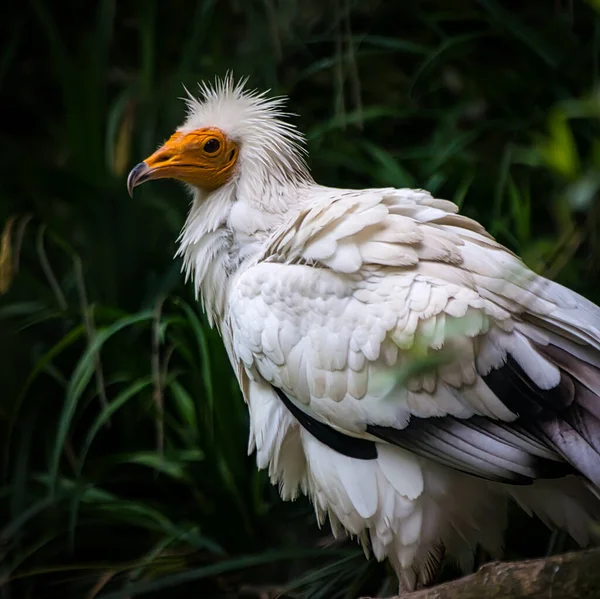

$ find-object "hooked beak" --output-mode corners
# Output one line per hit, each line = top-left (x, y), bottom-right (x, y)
(126, 131), (192, 197)
(127, 162), (151, 197)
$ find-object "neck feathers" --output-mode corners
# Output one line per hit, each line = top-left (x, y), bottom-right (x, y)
(176, 178), (306, 326)
(176, 76), (315, 323)
(177, 188), (234, 326)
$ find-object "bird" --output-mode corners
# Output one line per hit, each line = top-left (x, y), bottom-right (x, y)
(127, 75), (600, 591)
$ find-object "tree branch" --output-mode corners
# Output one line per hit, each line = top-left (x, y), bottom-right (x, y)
(362, 548), (600, 599)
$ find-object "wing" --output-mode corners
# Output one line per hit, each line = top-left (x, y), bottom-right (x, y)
(229, 186), (600, 487)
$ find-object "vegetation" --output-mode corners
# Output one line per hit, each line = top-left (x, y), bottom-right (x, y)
(2, 1), (600, 597)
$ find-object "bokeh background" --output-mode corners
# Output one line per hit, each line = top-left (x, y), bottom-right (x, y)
(2, 1), (600, 597)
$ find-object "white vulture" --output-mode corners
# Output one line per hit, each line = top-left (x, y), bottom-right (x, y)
(128, 76), (600, 590)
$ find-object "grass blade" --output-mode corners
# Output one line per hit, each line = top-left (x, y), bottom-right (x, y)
(49, 312), (154, 494)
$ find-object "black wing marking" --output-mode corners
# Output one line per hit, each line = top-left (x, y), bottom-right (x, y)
(273, 386), (377, 460)
(369, 350), (598, 485)
(274, 344), (600, 486)
(368, 415), (573, 485)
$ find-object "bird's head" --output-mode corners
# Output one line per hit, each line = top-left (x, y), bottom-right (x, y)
(127, 75), (311, 203)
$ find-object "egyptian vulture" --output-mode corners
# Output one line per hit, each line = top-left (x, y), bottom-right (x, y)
(127, 77), (600, 590)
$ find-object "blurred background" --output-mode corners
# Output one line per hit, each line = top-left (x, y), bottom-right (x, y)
(2, 0), (600, 597)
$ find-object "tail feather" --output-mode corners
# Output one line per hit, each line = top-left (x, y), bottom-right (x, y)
(536, 415), (600, 487)
(528, 341), (600, 487)
(564, 399), (600, 455)
(510, 476), (600, 547)
(576, 383), (600, 421)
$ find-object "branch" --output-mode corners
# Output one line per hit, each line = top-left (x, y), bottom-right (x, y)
(362, 548), (600, 599)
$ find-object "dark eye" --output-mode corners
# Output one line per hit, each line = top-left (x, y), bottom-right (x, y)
(203, 138), (221, 154)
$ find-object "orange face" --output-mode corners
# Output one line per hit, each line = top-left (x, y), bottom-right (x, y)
(127, 127), (239, 196)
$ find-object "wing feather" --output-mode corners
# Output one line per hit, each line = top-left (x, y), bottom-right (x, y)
(230, 185), (600, 487)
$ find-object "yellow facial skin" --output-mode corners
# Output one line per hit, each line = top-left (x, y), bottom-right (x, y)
(127, 127), (239, 196)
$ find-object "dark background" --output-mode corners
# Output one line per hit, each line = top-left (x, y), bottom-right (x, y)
(1, 1), (600, 597)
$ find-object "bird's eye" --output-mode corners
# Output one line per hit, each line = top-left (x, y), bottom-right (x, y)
(203, 138), (221, 154)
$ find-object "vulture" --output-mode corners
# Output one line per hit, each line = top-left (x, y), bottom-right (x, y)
(128, 76), (600, 590)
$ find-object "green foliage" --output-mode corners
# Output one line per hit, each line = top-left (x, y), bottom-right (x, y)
(1, 0), (600, 596)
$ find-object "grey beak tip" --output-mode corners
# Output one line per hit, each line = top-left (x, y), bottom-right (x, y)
(127, 162), (149, 197)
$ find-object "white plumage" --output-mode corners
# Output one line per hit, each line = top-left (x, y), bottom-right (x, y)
(128, 76), (600, 590)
